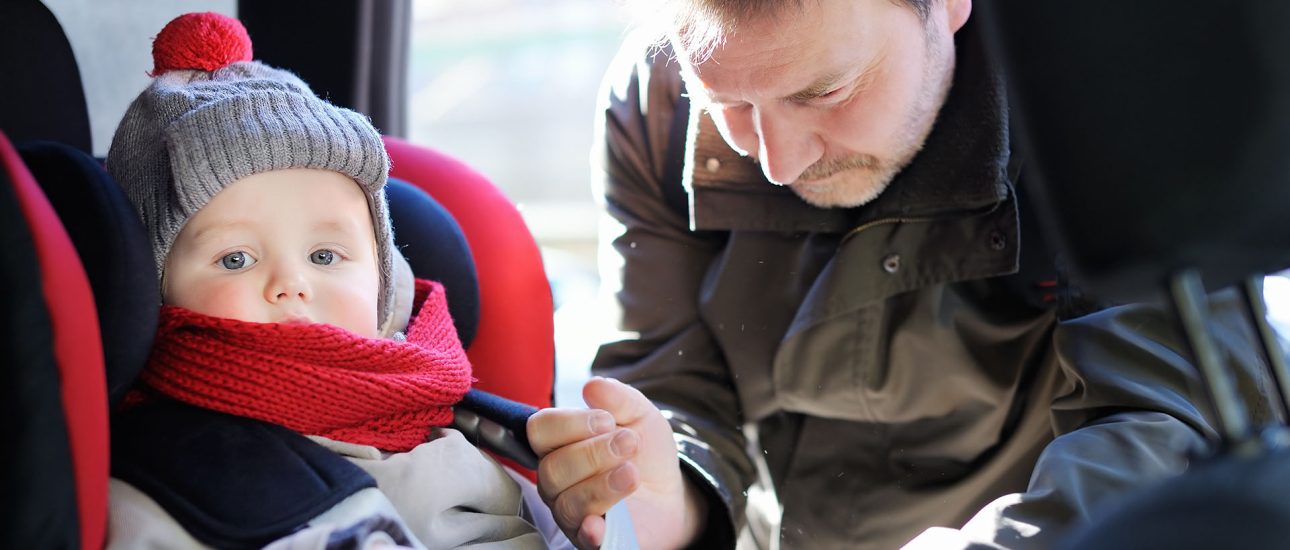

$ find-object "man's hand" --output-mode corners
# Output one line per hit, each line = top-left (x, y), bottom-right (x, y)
(527, 377), (706, 549)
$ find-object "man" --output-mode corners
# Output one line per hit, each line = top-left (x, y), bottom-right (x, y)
(527, 0), (1271, 548)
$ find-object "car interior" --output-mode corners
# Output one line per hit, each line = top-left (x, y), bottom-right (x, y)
(3, 1), (555, 547)
(4, 0), (1290, 548)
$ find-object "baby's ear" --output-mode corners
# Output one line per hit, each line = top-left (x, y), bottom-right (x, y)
(379, 252), (415, 338)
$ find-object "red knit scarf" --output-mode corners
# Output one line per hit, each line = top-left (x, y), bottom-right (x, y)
(135, 278), (472, 452)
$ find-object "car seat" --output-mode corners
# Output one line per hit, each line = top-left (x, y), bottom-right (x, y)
(4, 127), (556, 548)
(1, 130), (109, 550)
(980, 4), (1290, 549)
(1, 2), (556, 547)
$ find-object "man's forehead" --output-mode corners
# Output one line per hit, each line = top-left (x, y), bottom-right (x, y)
(681, 42), (865, 104)
(675, 3), (879, 101)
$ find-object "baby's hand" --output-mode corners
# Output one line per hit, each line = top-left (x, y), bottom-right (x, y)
(527, 377), (693, 549)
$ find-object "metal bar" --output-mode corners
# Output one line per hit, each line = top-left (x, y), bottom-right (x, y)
(1169, 269), (1250, 443)
(1241, 276), (1290, 422)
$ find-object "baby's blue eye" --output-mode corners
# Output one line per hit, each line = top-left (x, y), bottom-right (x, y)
(219, 251), (255, 270)
(310, 249), (338, 266)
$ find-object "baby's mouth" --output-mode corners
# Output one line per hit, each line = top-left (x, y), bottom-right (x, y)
(277, 314), (313, 325)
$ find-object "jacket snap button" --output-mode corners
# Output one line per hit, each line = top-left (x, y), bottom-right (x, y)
(705, 157), (721, 172)
(882, 254), (901, 274)
(989, 231), (1007, 251)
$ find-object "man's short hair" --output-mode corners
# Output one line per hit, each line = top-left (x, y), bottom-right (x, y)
(636, 0), (934, 63)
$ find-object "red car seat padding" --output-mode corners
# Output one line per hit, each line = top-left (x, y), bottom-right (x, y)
(384, 136), (554, 410)
(1, 131), (107, 549)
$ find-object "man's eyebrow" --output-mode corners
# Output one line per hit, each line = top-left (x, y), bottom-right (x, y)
(782, 70), (849, 102)
(691, 85), (727, 106)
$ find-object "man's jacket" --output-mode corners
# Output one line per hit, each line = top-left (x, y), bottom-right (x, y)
(589, 21), (1280, 550)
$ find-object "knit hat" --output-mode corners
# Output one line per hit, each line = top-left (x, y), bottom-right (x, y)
(106, 12), (397, 330)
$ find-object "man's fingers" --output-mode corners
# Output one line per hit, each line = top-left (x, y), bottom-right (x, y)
(578, 514), (607, 549)
(528, 407), (616, 458)
(538, 428), (640, 502)
(550, 463), (641, 536)
(583, 376), (657, 426)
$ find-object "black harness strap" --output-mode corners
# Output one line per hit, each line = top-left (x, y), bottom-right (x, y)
(112, 401), (376, 549)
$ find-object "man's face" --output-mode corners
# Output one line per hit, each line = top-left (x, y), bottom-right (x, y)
(164, 168), (382, 338)
(678, 0), (969, 208)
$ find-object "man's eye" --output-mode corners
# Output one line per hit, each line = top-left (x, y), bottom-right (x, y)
(809, 87), (847, 104)
(219, 251), (255, 270)
(310, 249), (338, 265)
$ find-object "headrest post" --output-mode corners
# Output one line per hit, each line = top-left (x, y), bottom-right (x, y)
(1240, 276), (1290, 425)
(1169, 269), (1252, 448)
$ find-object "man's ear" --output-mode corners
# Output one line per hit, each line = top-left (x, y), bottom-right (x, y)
(946, 0), (972, 34)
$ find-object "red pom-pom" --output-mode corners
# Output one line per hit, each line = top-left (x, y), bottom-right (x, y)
(150, 12), (253, 76)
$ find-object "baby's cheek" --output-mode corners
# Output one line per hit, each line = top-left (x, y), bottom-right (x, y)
(172, 279), (265, 323)
(328, 284), (380, 338)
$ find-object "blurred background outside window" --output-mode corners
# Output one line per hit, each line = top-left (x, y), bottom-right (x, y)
(408, 0), (631, 406)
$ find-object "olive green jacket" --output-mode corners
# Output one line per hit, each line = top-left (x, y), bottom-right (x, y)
(589, 23), (1277, 550)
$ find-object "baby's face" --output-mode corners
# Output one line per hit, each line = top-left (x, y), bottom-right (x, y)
(164, 168), (381, 337)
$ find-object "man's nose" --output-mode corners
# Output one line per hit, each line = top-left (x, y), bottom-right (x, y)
(755, 108), (821, 186)
(265, 261), (311, 304)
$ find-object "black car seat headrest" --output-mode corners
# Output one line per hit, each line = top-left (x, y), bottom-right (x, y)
(980, 3), (1290, 300)
(0, 0), (93, 154)
(386, 178), (481, 348)
(19, 141), (158, 406)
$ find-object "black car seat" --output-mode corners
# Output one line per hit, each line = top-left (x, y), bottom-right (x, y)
(980, 3), (1290, 549)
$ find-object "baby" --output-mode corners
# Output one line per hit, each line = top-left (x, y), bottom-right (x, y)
(104, 12), (564, 549)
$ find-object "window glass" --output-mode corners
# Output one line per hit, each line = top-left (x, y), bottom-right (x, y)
(409, 0), (630, 405)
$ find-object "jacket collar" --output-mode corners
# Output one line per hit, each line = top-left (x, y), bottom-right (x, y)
(684, 19), (1011, 233)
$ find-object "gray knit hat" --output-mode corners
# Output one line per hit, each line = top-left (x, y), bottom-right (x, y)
(106, 13), (397, 330)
